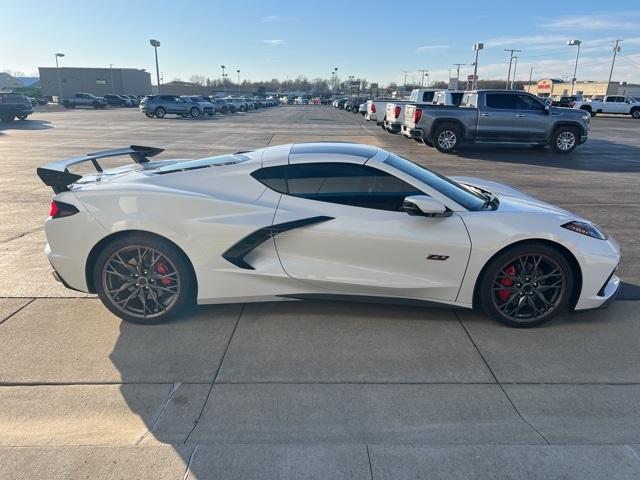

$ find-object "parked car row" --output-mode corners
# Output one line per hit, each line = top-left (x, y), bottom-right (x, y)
(345, 88), (591, 154)
(60, 93), (144, 109)
(140, 95), (278, 119)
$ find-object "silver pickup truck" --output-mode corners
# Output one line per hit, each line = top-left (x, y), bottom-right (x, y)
(403, 90), (591, 153)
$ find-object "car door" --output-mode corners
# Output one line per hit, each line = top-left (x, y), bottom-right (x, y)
(267, 162), (472, 302)
(476, 92), (546, 142)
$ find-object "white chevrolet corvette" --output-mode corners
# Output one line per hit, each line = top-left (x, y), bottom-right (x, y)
(37, 143), (620, 327)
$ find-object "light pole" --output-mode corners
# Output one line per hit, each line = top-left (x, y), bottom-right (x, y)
(54, 53), (65, 101)
(334, 67), (338, 93)
(109, 64), (115, 93)
(221, 65), (226, 81)
(567, 40), (581, 95)
(472, 43), (483, 90)
(607, 40), (622, 93)
(237, 69), (240, 84)
(149, 39), (161, 93)
(504, 49), (521, 90)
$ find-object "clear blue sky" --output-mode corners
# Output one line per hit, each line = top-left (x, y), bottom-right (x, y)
(4, 0), (640, 85)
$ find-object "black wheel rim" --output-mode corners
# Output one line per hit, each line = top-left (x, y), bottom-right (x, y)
(491, 254), (565, 323)
(101, 246), (180, 319)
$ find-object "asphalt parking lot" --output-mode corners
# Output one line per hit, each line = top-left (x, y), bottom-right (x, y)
(1, 105), (640, 479)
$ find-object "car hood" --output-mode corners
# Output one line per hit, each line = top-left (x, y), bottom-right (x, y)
(451, 176), (575, 217)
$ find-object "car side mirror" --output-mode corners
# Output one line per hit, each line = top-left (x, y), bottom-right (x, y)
(402, 196), (451, 217)
(543, 105), (550, 114)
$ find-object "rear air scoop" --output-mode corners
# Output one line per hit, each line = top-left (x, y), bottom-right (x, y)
(37, 145), (163, 193)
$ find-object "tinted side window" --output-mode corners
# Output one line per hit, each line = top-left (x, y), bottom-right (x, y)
(486, 93), (518, 110)
(605, 97), (617, 103)
(516, 94), (544, 111)
(287, 163), (422, 212)
(251, 165), (288, 193)
(422, 91), (435, 102)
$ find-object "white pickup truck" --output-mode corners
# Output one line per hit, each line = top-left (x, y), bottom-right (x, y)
(382, 89), (439, 133)
(573, 95), (640, 118)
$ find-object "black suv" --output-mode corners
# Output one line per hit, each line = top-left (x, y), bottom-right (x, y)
(0, 92), (34, 123)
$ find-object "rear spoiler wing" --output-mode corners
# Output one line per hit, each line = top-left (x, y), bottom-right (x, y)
(37, 145), (163, 193)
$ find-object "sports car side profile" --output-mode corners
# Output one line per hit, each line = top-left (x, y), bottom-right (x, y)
(37, 143), (620, 327)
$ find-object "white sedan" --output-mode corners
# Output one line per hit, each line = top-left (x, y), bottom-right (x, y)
(37, 143), (620, 327)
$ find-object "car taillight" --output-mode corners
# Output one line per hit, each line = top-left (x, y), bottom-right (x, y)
(49, 200), (79, 219)
(371, 104), (376, 113)
(413, 108), (422, 124)
(394, 106), (401, 118)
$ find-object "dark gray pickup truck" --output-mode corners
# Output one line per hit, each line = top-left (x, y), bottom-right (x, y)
(0, 92), (34, 123)
(403, 90), (591, 153)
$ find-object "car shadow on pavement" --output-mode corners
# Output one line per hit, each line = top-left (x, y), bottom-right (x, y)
(0, 120), (54, 131)
(453, 139), (640, 173)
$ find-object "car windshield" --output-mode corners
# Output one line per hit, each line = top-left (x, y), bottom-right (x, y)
(383, 153), (488, 211)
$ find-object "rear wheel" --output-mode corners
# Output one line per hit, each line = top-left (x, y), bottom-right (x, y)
(631, 108), (640, 119)
(154, 107), (166, 118)
(479, 243), (573, 328)
(190, 107), (200, 118)
(16, 113), (28, 120)
(93, 234), (196, 324)
(551, 126), (578, 153)
(433, 123), (461, 153)
(144, 112), (155, 118)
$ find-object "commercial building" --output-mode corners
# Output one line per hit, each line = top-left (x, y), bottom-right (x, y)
(38, 67), (151, 98)
(526, 78), (640, 99)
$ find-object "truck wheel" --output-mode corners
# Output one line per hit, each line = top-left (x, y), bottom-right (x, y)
(154, 107), (166, 118)
(190, 107), (200, 118)
(1, 115), (15, 123)
(631, 109), (640, 119)
(580, 106), (595, 117)
(551, 126), (578, 153)
(433, 123), (461, 153)
(16, 114), (28, 120)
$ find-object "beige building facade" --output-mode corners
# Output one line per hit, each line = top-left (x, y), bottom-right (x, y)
(526, 78), (640, 99)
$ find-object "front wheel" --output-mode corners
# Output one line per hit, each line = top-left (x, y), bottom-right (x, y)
(433, 123), (461, 153)
(154, 107), (166, 118)
(551, 126), (578, 153)
(478, 243), (574, 328)
(144, 112), (155, 118)
(190, 107), (200, 118)
(94, 234), (196, 324)
(631, 109), (640, 119)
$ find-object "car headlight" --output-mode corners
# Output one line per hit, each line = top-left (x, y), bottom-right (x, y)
(562, 220), (608, 240)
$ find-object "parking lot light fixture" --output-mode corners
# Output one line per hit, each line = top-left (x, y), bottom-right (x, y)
(54, 53), (65, 101)
(149, 39), (161, 93)
(237, 69), (240, 84)
(568, 40), (581, 95)
(472, 43), (483, 90)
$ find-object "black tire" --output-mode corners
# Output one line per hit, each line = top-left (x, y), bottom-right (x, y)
(631, 108), (640, 119)
(144, 112), (155, 118)
(16, 114), (28, 121)
(1, 115), (15, 123)
(239, 106), (246, 112)
(579, 106), (592, 117)
(190, 107), (200, 118)
(433, 123), (461, 153)
(93, 233), (196, 324)
(550, 126), (578, 153)
(478, 243), (574, 328)
(154, 107), (166, 118)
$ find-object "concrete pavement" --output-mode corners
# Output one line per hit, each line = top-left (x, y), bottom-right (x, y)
(1, 105), (640, 478)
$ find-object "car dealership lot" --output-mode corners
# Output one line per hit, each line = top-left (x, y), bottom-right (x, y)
(1, 106), (640, 478)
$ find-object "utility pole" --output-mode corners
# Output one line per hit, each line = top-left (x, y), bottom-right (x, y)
(452, 63), (465, 89)
(418, 70), (428, 87)
(504, 49), (521, 90)
(511, 57), (518, 90)
(237, 69), (240, 84)
(528, 66), (533, 93)
(402, 70), (409, 88)
(109, 64), (115, 93)
(607, 40), (622, 93)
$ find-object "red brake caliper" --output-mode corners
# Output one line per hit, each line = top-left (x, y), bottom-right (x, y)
(155, 261), (172, 287)
(498, 265), (516, 302)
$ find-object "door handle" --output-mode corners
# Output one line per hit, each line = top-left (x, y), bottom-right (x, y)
(481, 113), (491, 116)
(515, 113), (526, 117)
